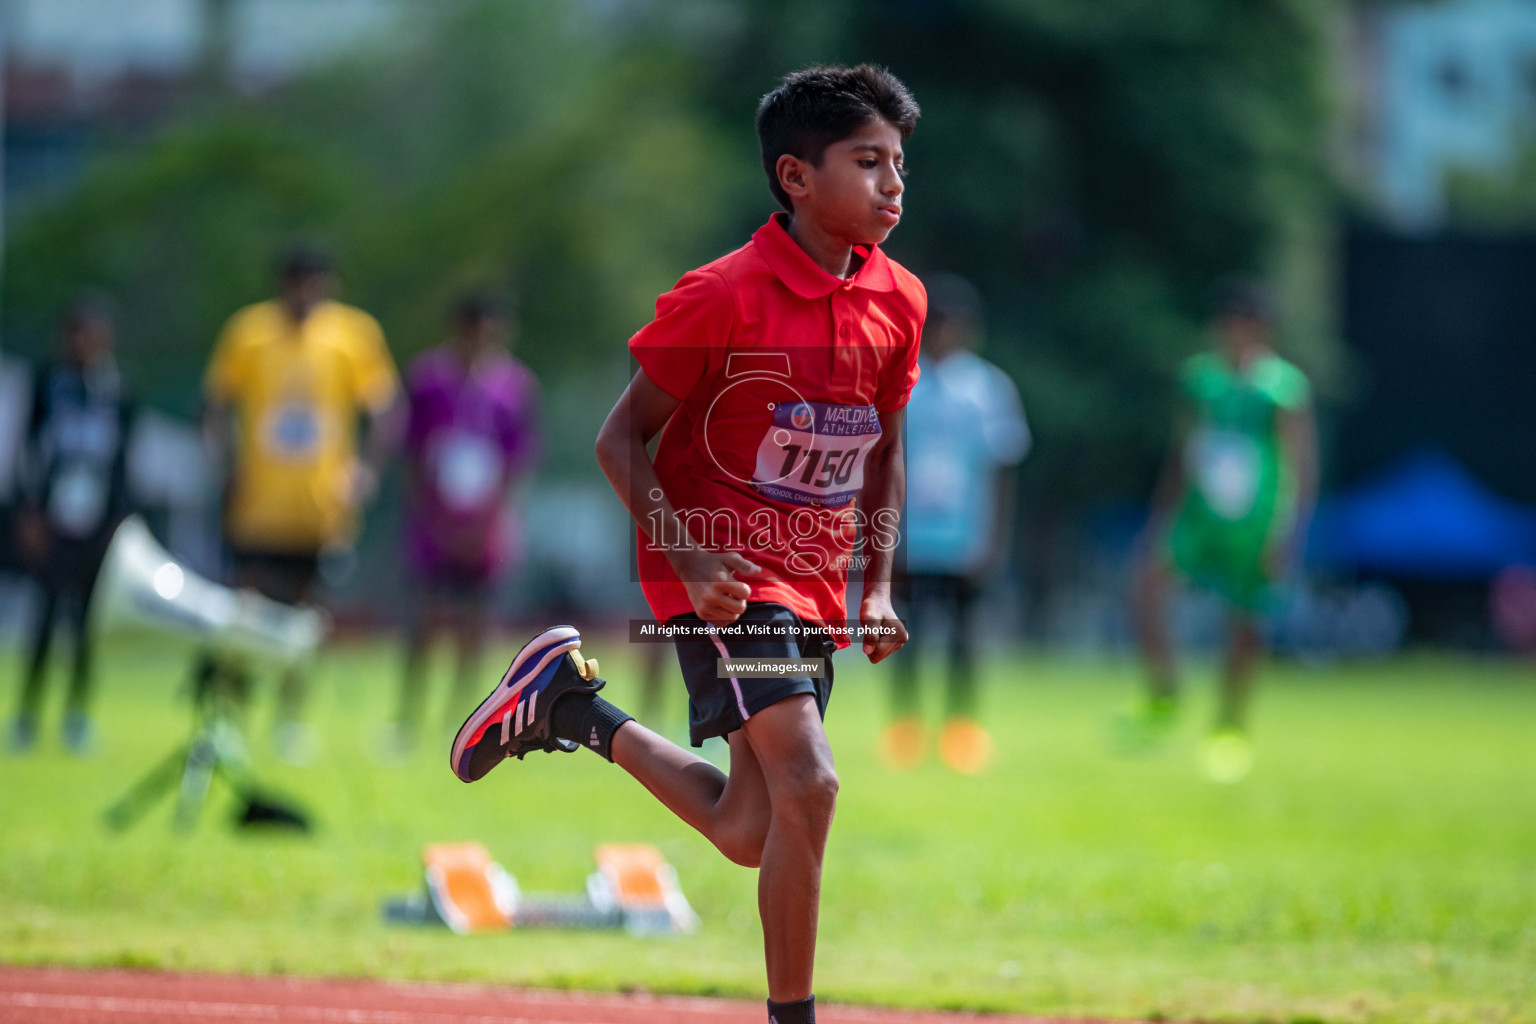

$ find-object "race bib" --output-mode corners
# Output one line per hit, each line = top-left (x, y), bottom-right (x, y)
(49, 464), (109, 536)
(432, 432), (502, 511)
(263, 401), (322, 462)
(1187, 428), (1262, 521)
(752, 401), (881, 508)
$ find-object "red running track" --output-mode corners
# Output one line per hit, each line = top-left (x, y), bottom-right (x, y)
(0, 966), (1118, 1024)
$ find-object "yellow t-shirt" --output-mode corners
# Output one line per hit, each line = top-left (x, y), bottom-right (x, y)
(205, 299), (399, 552)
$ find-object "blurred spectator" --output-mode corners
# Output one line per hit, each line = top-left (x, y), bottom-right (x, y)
(1491, 565), (1536, 654)
(393, 289), (539, 747)
(885, 274), (1030, 774)
(1125, 278), (1318, 783)
(9, 295), (137, 755)
(199, 244), (399, 761)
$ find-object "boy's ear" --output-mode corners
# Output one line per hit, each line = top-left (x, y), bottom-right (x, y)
(776, 154), (811, 202)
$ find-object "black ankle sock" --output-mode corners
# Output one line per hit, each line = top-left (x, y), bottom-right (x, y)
(767, 995), (815, 1024)
(550, 693), (632, 762)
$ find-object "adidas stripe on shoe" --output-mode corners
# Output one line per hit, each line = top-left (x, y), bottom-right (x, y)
(449, 625), (604, 783)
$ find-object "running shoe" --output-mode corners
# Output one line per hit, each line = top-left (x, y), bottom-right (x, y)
(939, 717), (993, 775)
(7, 715), (36, 754)
(1110, 693), (1179, 754)
(62, 712), (95, 757)
(449, 626), (603, 783)
(1200, 727), (1255, 784)
(878, 717), (925, 771)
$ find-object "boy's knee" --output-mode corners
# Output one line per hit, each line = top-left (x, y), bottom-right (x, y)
(777, 763), (839, 827)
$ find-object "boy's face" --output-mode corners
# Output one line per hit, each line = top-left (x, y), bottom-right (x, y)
(279, 271), (332, 321)
(924, 314), (972, 360)
(1215, 311), (1269, 360)
(781, 118), (906, 246)
(64, 315), (114, 366)
(457, 315), (511, 354)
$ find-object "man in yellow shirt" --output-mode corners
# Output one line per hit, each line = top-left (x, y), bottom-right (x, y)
(200, 245), (399, 758)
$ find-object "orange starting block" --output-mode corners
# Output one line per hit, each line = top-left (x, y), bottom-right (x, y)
(422, 842), (519, 934)
(591, 843), (700, 935)
(396, 841), (698, 935)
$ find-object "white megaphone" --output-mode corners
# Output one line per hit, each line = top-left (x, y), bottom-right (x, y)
(91, 516), (327, 667)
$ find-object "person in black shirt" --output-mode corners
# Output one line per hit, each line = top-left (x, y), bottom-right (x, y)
(10, 297), (135, 755)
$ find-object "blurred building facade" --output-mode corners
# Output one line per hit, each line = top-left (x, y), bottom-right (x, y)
(2, 0), (401, 209)
(1348, 0), (1536, 230)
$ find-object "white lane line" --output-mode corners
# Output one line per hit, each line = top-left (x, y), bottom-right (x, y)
(0, 991), (572, 1024)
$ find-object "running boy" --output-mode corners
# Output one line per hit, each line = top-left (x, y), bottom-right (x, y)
(451, 66), (924, 1024)
(1126, 279), (1317, 782)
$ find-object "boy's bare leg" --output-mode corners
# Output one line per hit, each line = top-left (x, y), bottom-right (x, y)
(740, 695), (837, 1003)
(1133, 557), (1178, 700)
(1216, 615), (1262, 731)
(611, 694), (835, 1001)
(448, 597), (488, 725)
(612, 719), (771, 867)
(397, 608), (433, 737)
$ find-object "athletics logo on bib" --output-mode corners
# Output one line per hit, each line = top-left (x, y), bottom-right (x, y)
(1188, 428), (1262, 521)
(752, 401), (881, 508)
(264, 401), (322, 462)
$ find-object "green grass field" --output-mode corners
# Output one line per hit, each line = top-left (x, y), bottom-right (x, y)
(2, 635), (1533, 1023)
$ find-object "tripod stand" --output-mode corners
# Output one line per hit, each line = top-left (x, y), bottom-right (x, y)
(103, 660), (263, 831)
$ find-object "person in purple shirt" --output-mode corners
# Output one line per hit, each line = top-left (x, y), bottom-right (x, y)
(395, 290), (540, 747)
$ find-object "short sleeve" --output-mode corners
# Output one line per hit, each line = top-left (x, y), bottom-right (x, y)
(627, 269), (733, 401)
(981, 362), (1031, 465)
(346, 311), (400, 413)
(204, 313), (251, 404)
(1265, 358), (1312, 411)
(875, 298), (925, 413)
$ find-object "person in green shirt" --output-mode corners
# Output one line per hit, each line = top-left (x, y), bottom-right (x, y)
(1126, 279), (1318, 782)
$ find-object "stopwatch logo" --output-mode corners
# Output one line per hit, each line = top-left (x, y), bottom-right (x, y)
(701, 352), (810, 486)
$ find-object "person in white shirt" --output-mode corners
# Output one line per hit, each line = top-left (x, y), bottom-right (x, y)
(886, 273), (1029, 773)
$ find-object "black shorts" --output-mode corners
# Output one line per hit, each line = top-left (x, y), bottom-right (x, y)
(670, 602), (837, 747)
(230, 548), (320, 606)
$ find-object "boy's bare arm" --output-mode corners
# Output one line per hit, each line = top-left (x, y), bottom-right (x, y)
(1275, 401), (1319, 569)
(856, 407), (909, 663)
(595, 370), (760, 626)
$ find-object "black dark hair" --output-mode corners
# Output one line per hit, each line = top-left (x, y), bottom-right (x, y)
(276, 241), (335, 283)
(755, 64), (920, 211)
(452, 287), (516, 327)
(1212, 277), (1275, 325)
(924, 273), (984, 328)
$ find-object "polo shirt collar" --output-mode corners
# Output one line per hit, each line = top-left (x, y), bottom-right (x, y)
(753, 212), (898, 299)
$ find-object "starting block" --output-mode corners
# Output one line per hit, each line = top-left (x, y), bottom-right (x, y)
(422, 842), (519, 934)
(591, 843), (700, 935)
(385, 841), (699, 936)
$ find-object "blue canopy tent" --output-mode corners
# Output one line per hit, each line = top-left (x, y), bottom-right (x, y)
(1309, 449), (1536, 579)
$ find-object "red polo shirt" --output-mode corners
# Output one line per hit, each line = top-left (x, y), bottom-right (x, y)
(628, 213), (926, 641)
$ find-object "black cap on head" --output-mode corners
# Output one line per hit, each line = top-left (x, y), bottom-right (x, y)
(755, 64), (920, 211)
(453, 287), (516, 327)
(925, 273), (984, 327)
(276, 242), (335, 283)
(1212, 277), (1275, 325)
(62, 289), (119, 335)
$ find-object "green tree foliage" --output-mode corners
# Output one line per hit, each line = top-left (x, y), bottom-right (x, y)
(2, 0), (1336, 500)
(3, 3), (747, 420)
(698, 0), (1338, 499)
